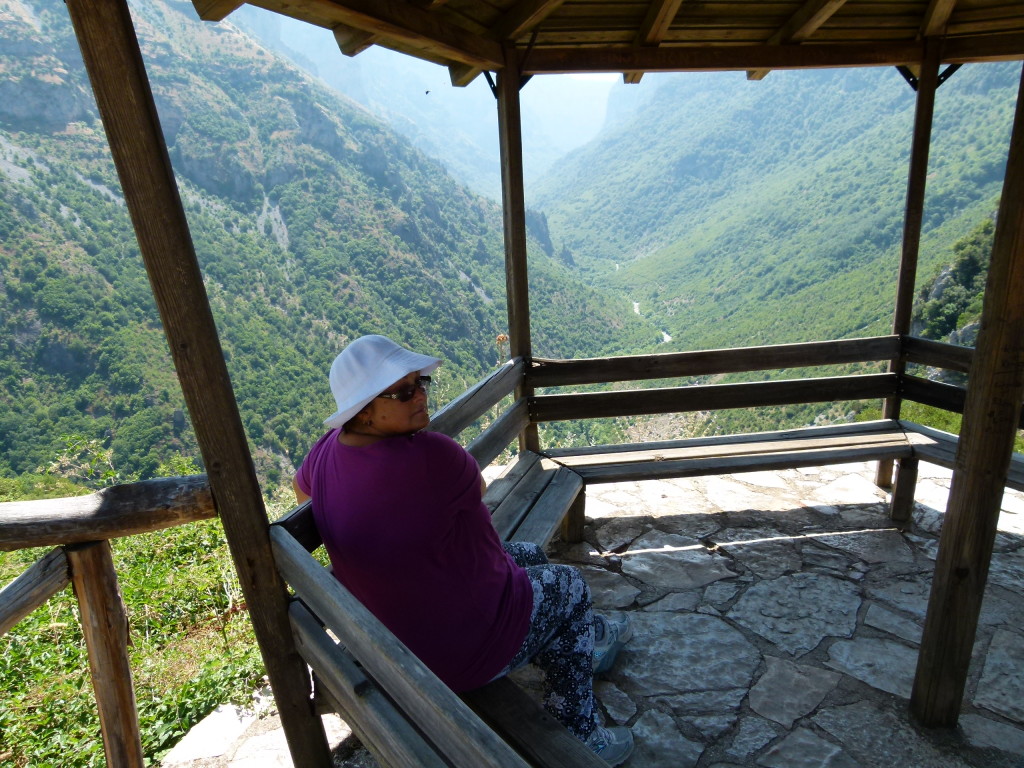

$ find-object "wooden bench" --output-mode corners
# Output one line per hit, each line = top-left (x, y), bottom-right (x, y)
(540, 418), (1024, 526)
(269, 452), (599, 768)
(542, 419), (922, 522)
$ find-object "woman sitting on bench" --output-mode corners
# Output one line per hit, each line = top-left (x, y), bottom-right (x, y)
(294, 335), (634, 765)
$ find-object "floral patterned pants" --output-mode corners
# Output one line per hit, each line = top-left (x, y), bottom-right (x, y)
(495, 542), (598, 740)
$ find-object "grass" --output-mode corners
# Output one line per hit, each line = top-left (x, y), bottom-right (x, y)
(0, 479), (294, 767)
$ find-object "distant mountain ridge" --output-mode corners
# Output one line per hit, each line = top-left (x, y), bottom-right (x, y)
(533, 63), (1021, 351)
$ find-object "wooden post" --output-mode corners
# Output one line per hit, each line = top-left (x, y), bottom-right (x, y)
(910, 63), (1024, 727)
(60, 0), (330, 763)
(877, 39), (941, 489)
(67, 541), (144, 768)
(497, 48), (539, 453)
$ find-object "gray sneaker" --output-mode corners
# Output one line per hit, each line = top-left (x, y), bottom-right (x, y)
(593, 613), (633, 674)
(586, 725), (634, 766)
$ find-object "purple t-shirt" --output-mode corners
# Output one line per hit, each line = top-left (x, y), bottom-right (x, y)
(295, 429), (533, 691)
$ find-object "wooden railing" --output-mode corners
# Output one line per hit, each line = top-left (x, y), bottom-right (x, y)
(2, 333), (1009, 766)
(0, 477), (216, 767)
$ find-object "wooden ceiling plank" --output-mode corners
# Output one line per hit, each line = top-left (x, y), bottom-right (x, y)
(492, 0), (568, 41)
(922, 0), (959, 38)
(747, 0), (850, 79)
(333, 23), (377, 56)
(249, 0), (503, 69)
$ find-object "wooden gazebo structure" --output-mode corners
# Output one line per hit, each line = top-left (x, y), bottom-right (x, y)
(5, 0), (1024, 765)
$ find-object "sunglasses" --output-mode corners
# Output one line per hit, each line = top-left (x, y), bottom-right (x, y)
(376, 376), (431, 402)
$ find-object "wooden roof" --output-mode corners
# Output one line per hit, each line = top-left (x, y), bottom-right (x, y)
(193, 0), (1024, 85)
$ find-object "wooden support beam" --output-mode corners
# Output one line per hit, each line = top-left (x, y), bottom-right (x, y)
(878, 39), (941, 489)
(910, 63), (1024, 727)
(449, 63), (483, 87)
(60, 0), (330, 764)
(496, 48), (538, 452)
(334, 23), (378, 56)
(67, 541), (144, 768)
(747, 0), (849, 80)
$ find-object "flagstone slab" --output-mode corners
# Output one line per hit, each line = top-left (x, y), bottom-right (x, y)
(988, 549), (1024, 595)
(631, 709), (705, 768)
(726, 716), (779, 759)
(620, 531), (736, 589)
(749, 656), (841, 728)
(726, 572), (861, 656)
(864, 576), (931, 619)
(613, 612), (760, 697)
(811, 527), (915, 565)
(974, 629), (1024, 723)
(807, 473), (889, 507)
(863, 602), (922, 644)
(705, 475), (792, 513)
(825, 636), (918, 697)
(712, 527), (803, 579)
(594, 680), (636, 724)
(959, 714), (1024, 757)
(580, 565), (642, 609)
(756, 727), (858, 768)
(813, 701), (973, 767)
(594, 516), (651, 552)
(642, 591), (701, 612)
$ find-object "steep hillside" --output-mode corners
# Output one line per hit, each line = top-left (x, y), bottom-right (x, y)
(534, 64), (1020, 351)
(228, 6), (617, 199)
(0, 0), (658, 483)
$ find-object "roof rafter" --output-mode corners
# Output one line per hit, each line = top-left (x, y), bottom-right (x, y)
(492, 0), (566, 41)
(210, 0), (504, 70)
(922, 0), (959, 38)
(624, 0), (686, 85)
(333, 23), (377, 56)
(747, 0), (850, 81)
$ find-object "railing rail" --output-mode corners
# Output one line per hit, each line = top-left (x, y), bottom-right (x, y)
(530, 335), (901, 387)
(0, 475), (215, 552)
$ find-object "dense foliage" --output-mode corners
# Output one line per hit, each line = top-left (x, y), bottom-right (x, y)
(0, 0), (658, 487)
(534, 64), (1020, 353)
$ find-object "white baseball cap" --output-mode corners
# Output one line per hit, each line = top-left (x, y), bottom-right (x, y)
(323, 335), (442, 429)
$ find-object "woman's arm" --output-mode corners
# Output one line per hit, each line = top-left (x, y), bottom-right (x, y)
(293, 478), (311, 504)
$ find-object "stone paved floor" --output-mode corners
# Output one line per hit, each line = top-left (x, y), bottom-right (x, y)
(163, 461), (1024, 768)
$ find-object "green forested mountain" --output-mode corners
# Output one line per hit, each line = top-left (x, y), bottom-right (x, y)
(533, 64), (1020, 351)
(0, 0), (658, 486)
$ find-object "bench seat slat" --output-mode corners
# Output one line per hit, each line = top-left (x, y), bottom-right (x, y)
(509, 469), (584, 547)
(902, 420), (1024, 492)
(462, 678), (607, 768)
(490, 460), (559, 540)
(290, 601), (448, 768)
(547, 432), (911, 469)
(542, 419), (904, 459)
(569, 442), (915, 484)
